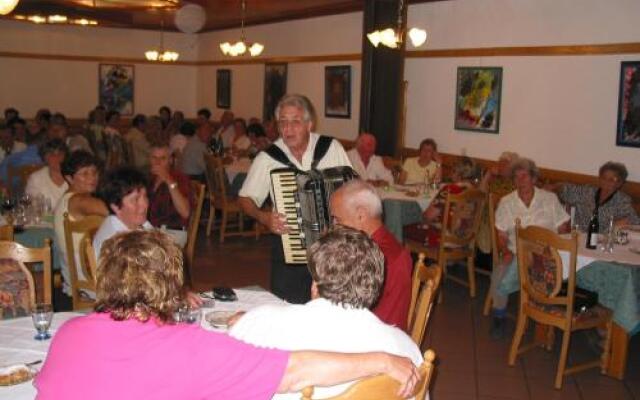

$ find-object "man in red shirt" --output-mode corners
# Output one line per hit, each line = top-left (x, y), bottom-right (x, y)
(329, 180), (412, 330)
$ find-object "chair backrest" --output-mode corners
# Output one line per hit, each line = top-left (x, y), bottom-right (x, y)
(407, 253), (442, 346)
(204, 154), (229, 207)
(0, 225), (14, 241)
(301, 349), (436, 400)
(63, 213), (105, 310)
(488, 191), (508, 268)
(440, 188), (486, 248)
(515, 219), (578, 313)
(8, 164), (42, 197)
(0, 239), (52, 318)
(185, 180), (206, 274)
(79, 235), (99, 287)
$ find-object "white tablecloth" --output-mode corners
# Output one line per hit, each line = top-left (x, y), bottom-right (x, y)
(0, 288), (283, 399)
(377, 184), (438, 212)
(559, 233), (640, 279)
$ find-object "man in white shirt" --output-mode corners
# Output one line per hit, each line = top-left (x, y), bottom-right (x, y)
(229, 226), (422, 400)
(238, 94), (352, 304)
(0, 124), (27, 163)
(215, 110), (235, 149)
(490, 157), (569, 339)
(25, 138), (68, 208)
(93, 167), (152, 259)
(180, 122), (212, 182)
(347, 132), (393, 186)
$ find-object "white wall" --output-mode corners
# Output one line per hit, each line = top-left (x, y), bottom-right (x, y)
(0, 20), (199, 117)
(405, 0), (640, 180)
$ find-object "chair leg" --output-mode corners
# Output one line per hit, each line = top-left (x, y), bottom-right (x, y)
(220, 211), (228, 244)
(467, 255), (476, 298)
(482, 290), (492, 316)
(239, 213), (245, 232)
(206, 205), (215, 237)
(554, 329), (572, 389)
(600, 320), (613, 374)
(508, 314), (527, 366)
(544, 325), (556, 351)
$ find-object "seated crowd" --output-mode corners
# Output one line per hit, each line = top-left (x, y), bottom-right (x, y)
(0, 94), (638, 398)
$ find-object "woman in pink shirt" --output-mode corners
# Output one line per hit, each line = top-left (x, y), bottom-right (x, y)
(35, 230), (419, 400)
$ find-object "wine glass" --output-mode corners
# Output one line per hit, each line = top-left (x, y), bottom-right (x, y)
(31, 303), (53, 340)
(1, 197), (15, 215)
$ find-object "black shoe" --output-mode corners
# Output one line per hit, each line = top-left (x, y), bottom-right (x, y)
(490, 317), (506, 340)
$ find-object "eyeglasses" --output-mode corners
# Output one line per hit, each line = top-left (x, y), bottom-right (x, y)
(277, 119), (306, 130)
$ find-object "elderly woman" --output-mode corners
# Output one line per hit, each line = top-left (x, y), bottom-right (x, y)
(399, 138), (442, 185)
(35, 230), (418, 399)
(25, 138), (68, 208)
(53, 151), (108, 309)
(555, 161), (639, 231)
(489, 158), (570, 339)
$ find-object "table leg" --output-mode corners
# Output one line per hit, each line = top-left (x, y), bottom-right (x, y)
(605, 322), (629, 380)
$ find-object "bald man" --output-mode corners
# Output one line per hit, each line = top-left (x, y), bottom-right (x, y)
(329, 180), (412, 330)
(347, 133), (394, 186)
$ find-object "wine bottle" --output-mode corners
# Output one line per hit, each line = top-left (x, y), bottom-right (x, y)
(585, 211), (599, 249)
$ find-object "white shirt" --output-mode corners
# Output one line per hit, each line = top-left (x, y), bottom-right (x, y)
(230, 298), (423, 400)
(239, 133), (352, 207)
(495, 187), (570, 252)
(347, 148), (393, 182)
(93, 215), (153, 260)
(217, 125), (235, 148)
(25, 166), (69, 209)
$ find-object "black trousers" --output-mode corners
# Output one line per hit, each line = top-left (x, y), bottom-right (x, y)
(270, 235), (311, 304)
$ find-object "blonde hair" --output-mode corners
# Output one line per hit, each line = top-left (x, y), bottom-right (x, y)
(94, 230), (186, 323)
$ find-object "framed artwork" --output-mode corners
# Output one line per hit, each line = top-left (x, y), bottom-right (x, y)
(263, 63), (287, 121)
(216, 69), (231, 109)
(454, 66), (503, 133)
(616, 61), (640, 148)
(98, 64), (134, 115)
(325, 65), (351, 118)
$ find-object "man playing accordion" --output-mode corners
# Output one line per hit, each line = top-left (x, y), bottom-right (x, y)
(238, 94), (352, 304)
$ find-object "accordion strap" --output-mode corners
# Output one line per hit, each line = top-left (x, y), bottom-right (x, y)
(264, 135), (334, 171)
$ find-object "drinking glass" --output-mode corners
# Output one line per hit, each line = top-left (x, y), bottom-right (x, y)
(174, 305), (202, 324)
(31, 303), (53, 340)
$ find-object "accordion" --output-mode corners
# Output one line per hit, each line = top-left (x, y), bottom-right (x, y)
(270, 166), (357, 264)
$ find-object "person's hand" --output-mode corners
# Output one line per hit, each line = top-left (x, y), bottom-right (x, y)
(227, 311), (246, 328)
(367, 179), (388, 188)
(383, 354), (420, 398)
(264, 211), (290, 235)
(151, 164), (172, 184)
(186, 291), (204, 308)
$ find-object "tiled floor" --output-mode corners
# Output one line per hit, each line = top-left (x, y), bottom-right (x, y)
(191, 232), (639, 400)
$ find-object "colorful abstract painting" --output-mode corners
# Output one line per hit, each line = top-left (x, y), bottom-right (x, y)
(454, 67), (502, 133)
(616, 61), (640, 148)
(98, 64), (134, 115)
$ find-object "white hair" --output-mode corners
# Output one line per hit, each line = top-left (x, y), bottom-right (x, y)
(338, 180), (383, 218)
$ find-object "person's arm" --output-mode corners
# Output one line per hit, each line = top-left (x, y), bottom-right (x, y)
(496, 229), (513, 266)
(238, 196), (288, 234)
(277, 351), (419, 398)
(68, 193), (109, 217)
(152, 169), (190, 220)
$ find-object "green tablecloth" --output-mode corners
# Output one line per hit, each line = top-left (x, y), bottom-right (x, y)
(382, 199), (423, 243)
(498, 260), (640, 335)
(14, 226), (61, 271)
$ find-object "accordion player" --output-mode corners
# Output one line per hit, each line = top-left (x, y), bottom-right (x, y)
(270, 166), (357, 264)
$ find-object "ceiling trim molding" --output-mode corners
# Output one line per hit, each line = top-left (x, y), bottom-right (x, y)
(2, 42), (639, 66)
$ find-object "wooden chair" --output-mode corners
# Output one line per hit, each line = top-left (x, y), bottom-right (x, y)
(508, 220), (613, 389)
(0, 224), (14, 241)
(63, 213), (104, 310)
(7, 163), (42, 197)
(482, 191), (508, 316)
(0, 239), (52, 319)
(407, 253), (442, 347)
(301, 349), (436, 400)
(184, 180), (206, 283)
(405, 188), (486, 298)
(204, 154), (258, 243)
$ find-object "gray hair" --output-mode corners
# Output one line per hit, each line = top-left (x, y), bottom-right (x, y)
(510, 157), (539, 181)
(498, 151), (519, 164)
(337, 179), (383, 219)
(599, 161), (628, 183)
(274, 94), (317, 124)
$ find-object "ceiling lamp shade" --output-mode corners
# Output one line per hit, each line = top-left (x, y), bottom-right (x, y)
(174, 3), (206, 34)
(0, 0), (19, 15)
(219, 0), (264, 57)
(367, 0), (428, 50)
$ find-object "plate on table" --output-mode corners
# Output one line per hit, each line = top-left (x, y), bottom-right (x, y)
(0, 365), (34, 386)
(205, 310), (235, 329)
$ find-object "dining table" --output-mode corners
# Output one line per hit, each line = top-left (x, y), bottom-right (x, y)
(376, 184), (440, 243)
(498, 228), (640, 379)
(0, 287), (284, 399)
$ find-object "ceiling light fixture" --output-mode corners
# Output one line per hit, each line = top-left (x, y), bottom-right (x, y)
(219, 0), (264, 57)
(367, 0), (427, 49)
(145, 18), (179, 62)
(0, 0), (19, 16)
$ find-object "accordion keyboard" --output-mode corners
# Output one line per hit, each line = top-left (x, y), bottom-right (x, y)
(271, 170), (307, 264)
